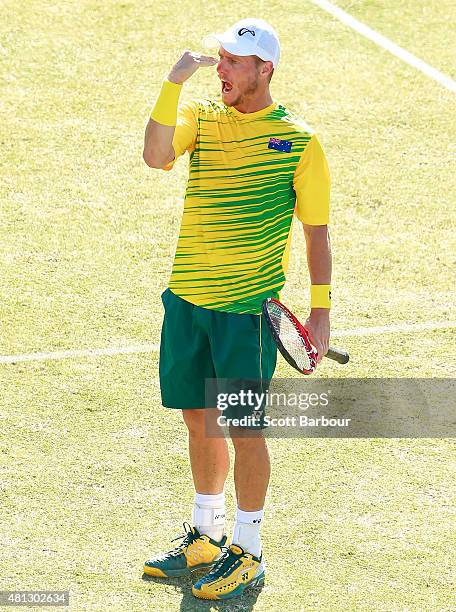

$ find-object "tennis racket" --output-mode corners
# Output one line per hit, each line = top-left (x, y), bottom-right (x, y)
(262, 297), (349, 375)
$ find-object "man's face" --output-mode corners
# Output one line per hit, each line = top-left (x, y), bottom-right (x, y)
(217, 47), (263, 107)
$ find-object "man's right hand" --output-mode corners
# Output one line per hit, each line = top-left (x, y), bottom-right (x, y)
(168, 50), (218, 84)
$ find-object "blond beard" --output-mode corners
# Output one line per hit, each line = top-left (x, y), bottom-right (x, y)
(229, 74), (260, 107)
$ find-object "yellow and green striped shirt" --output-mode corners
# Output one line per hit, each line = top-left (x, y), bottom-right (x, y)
(165, 99), (330, 314)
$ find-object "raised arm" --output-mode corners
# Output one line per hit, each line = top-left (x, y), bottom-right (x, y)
(143, 51), (217, 169)
(143, 117), (176, 169)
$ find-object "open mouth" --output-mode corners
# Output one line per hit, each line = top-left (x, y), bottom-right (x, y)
(222, 81), (233, 94)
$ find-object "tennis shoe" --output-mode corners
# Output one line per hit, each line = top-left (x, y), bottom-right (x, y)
(192, 543), (265, 600)
(144, 522), (226, 578)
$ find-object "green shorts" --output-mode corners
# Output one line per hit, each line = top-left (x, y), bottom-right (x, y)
(159, 289), (277, 410)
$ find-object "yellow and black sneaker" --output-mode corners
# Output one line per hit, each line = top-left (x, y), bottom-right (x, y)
(143, 522), (227, 578)
(192, 543), (265, 600)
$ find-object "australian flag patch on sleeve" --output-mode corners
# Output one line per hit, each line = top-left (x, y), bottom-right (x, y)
(268, 137), (292, 153)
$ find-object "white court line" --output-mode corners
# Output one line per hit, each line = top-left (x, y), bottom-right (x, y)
(311, 0), (456, 93)
(1, 321), (455, 364)
(0, 344), (160, 364)
(331, 320), (456, 338)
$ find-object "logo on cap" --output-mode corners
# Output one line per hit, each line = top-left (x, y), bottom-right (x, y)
(238, 27), (255, 37)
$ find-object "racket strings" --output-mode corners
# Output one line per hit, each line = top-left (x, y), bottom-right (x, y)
(267, 302), (313, 371)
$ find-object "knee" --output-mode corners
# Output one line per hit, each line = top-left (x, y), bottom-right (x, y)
(230, 426), (265, 447)
(182, 409), (206, 436)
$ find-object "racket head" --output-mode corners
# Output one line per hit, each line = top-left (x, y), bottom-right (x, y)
(262, 297), (317, 375)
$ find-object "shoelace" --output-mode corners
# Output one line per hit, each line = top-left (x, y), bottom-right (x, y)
(201, 546), (242, 581)
(161, 522), (199, 559)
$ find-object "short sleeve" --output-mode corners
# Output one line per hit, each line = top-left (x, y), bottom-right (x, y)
(293, 135), (330, 225)
(163, 101), (198, 171)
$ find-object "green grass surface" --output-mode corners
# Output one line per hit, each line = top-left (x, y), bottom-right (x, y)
(1, 0), (455, 610)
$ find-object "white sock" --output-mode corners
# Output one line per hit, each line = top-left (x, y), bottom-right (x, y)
(192, 492), (226, 542)
(232, 507), (263, 558)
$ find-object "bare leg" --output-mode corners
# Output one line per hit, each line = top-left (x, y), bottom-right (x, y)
(230, 427), (270, 510)
(182, 409), (229, 494)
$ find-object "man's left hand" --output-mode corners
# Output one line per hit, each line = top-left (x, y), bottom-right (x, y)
(304, 309), (330, 363)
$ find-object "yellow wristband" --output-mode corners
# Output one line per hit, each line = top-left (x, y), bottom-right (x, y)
(150, 80), (183, 126)
(311, 284), (331, 309)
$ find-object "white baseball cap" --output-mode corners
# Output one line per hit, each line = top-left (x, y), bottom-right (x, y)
(203, 18), (281, 68)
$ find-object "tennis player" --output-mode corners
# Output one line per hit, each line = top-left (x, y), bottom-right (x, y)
(142, 18), (331, 600)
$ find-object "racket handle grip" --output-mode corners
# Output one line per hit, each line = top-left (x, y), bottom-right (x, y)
(326, 347), (350, 364)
